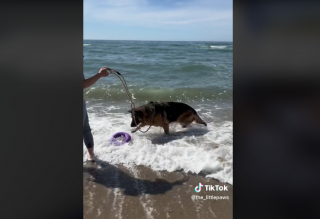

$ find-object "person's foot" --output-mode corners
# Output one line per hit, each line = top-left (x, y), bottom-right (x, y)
(87, 147), (95, 162)
(87, 154), (96, 162)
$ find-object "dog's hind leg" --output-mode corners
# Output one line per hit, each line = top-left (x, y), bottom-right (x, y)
(177, 110), (194, 128)
(181, 120), (193, 128)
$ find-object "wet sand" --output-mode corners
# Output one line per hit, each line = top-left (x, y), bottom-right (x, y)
(84, 159), (232, 219)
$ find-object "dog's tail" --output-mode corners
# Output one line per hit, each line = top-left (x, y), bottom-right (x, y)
(194, 114), (207, 126)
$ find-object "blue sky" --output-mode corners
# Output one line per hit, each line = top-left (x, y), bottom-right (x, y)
(84, 0), (232, 41)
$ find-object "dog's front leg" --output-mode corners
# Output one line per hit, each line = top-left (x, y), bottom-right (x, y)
(163, 124), (170, 134)
(162, 112), (170, 134)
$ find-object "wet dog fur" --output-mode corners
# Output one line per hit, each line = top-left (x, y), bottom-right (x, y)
(128, 101), (207, 134)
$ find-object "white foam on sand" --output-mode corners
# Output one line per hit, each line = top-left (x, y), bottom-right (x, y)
(83, 105), (233, 185)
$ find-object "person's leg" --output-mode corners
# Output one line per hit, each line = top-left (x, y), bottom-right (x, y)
(87, 147), (94, 160)
(83, 111), (95, 160)
(83, 99), (86, 126)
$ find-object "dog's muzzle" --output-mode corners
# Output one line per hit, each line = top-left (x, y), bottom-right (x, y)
(131, 120), (138, 127)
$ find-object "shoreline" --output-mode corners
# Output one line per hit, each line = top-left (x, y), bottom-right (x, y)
(84, 159), (232, 219)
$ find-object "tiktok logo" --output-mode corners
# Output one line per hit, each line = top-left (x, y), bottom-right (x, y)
(194, 182), (204, 193)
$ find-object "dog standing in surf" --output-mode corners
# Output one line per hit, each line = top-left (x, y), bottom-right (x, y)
(129, 101), (207, 134)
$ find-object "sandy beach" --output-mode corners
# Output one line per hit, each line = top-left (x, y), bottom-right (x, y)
(83, 159), (232, 219)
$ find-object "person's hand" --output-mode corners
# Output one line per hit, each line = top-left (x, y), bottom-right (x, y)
(98, 66), (109, 77)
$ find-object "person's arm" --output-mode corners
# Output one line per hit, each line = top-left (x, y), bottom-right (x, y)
(83, 67), (109, 89)
(83, 73), (102, 89)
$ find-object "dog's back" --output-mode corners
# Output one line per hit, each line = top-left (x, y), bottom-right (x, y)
(149, 101), (206, 125)
(156, 102), (196, 122)
(130, 101), (207, 134)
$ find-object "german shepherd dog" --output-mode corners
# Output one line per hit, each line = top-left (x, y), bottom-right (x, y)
(129, 101), (207, 134)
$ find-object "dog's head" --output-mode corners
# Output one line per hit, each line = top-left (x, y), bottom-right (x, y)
(128, 109), (143, 127)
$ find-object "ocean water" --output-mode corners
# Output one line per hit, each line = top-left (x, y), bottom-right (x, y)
(83, 40), (233, 184)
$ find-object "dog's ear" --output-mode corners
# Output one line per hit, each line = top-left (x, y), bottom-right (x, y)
(136, 110), (143, 117)
(128, 109), (136, 114)
(130, 109), (143, 117)
(128, 109), (142, 115)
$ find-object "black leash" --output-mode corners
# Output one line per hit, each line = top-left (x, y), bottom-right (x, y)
(108, 68), (154, 133)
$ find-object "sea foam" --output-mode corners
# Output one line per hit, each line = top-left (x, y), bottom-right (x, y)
(210, 45), (227, 49)
(83, 105), (233, 185)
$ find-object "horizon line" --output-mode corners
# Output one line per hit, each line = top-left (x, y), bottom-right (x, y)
(83, 39), (233, 43)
